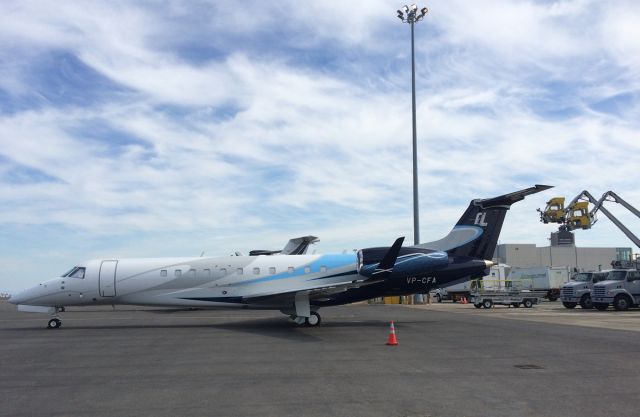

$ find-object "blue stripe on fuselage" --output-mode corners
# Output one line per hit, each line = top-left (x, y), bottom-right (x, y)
(231, 253), (357, 286)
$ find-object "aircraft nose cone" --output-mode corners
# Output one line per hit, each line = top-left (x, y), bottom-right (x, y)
(8, 292), (21, 304)
(8, 289), (30, 305)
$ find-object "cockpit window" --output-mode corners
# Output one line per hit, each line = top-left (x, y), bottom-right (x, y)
(63, 266), (86, 279)
(61, 267), (76, 277)
(70, 267), (85, 278)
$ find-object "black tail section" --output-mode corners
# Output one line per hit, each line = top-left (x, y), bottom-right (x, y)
(416, 185), (553, 260)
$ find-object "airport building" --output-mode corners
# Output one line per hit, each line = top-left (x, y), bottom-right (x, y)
(495, 243), (633, 272)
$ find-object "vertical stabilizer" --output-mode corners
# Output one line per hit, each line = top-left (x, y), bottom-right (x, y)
(415, 185), (552, 260)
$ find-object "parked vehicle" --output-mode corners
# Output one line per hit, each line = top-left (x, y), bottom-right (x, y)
(592, 269), (640, 311)
(561, 271), (609, 309)
(430, 264), (511, 302)
(469, 279), (541, 309)
(508, 267), (570, 301)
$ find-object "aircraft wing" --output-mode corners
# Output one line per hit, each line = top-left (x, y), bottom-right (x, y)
(240, 282), (358, 306)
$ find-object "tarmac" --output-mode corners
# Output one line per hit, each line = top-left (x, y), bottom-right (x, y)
(1, 299), (639, 417)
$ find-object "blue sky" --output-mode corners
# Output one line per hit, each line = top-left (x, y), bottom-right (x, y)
(1, 0), (639, 293)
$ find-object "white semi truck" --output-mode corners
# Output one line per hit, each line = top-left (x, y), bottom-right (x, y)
(560, 271), (609, 309)
(592, 269), (640, 311)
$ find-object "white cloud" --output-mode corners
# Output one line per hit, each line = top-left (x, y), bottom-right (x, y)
(1, 0), (640, 292)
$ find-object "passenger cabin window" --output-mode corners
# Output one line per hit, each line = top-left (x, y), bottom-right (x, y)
(269, 267), (276, 274)
(202, 269), (211, 278)
(304, 266), (311, 274)
(175, 269), (182, 277)
(188, 269), (196, 278)
(237, 268), (243, 275)
(288, 267), (294, 274)
(220, 268), (227, 276)
(253, 267), (260, 275)
(160, 270), (167, 277)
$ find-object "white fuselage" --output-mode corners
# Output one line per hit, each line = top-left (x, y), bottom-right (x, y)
(10, 253), (359, 310)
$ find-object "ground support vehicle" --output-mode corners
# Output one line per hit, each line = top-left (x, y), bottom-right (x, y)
(561, 271), (609, 309)
(592, 269), (640, 311)
(508, 267), (569, 301)
(430, 265), (511, 303)
(469, 279), (542, 309)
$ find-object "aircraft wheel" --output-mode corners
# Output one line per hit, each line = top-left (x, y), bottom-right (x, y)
(305, 312), (321, 327)
(47, 318), (62, 329)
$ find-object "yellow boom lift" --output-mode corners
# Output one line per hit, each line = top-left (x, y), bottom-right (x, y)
(538, 190), (640, 249)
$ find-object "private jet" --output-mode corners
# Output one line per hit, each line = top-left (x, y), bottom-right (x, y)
(10, 185), (551, 328)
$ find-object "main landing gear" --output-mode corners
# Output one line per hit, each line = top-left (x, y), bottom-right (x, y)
(286, 291), (322, 326)
(290, 312), (322, 327)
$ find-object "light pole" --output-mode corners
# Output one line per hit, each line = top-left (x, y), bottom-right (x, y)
(397, 4), (428, 245)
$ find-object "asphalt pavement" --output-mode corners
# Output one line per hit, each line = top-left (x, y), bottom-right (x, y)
(1, 300), (639, 417)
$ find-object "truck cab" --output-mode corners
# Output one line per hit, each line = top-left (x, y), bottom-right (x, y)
(592, 269), (640, 311)
(561, 271), (609, 309)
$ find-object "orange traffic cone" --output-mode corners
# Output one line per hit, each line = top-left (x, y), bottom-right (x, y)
(462, 296), (468, 304)
(386, 321), (399, 346)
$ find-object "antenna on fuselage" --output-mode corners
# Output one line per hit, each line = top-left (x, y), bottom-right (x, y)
(200, 251), (205, 257)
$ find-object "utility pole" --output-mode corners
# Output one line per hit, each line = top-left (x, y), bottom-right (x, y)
(397, 4), (428, 245)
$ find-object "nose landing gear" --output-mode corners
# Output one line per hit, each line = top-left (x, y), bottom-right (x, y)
(47, 307), (64, 329)
(47, 318), (62, 329)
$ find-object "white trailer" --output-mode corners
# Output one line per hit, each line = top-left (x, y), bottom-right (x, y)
(430, 265), (511, 302)
(508, 266), (570, 301)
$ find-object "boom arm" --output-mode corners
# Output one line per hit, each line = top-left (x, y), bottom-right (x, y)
(589, 192), (640, 249)
(566, 190), (640, 248)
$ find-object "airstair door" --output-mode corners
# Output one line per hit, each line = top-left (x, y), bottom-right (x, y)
(99, 260), (118, 297)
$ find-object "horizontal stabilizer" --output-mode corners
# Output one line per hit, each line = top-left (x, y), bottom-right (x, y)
(474, 184), (553, 209)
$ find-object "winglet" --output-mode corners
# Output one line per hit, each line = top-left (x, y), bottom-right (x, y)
(373, 237), (405, 275)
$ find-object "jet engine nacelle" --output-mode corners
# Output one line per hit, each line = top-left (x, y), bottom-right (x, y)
(356, 247), (449, 279)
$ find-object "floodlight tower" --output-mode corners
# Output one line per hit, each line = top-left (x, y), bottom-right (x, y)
(397, 4), (428, 245)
